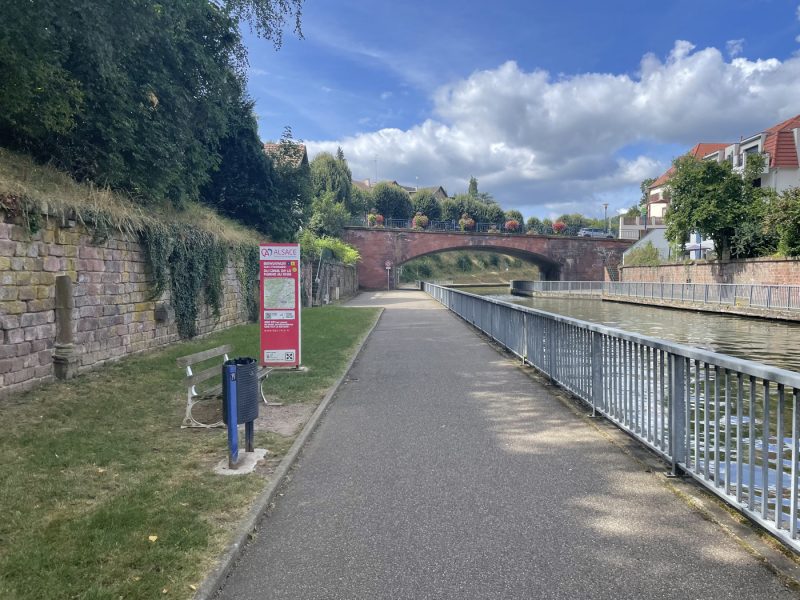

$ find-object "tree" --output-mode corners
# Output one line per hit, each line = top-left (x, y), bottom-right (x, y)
(201, 97), (283, 237)
(349, 186), (371, 217)
(371, 182), (412, 219)
(624, 241), (662, 266)
(639, 177), (656, 207)
(0, 1), (303, 208)
(555, 213), (591, 237)
(468, 176), (478, 197)
(310, 150), (352, 206)
(411, 189), (441, 220)
(766, 187), (800, 256)
(665, 153), (766, 260)
(440, 197), (462, 222)
(308, 192), (350, 237)
(268, 128), (312, 240)
(526, 216), (546, 234)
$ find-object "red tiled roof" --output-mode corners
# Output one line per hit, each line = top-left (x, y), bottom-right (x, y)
(761, 114), (800, 168)
(648, 142), (730, 191)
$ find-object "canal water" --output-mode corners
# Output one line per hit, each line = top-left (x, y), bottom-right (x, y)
(466, 287), (800, 373)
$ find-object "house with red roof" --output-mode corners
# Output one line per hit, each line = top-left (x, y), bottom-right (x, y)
(646, 142), (730, 221)
(720, 113), (800, 191)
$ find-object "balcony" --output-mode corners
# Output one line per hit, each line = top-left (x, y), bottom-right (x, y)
(618, 216), (665, 240)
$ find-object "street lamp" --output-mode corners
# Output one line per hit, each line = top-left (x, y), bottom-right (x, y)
(602, 203), (609, 233)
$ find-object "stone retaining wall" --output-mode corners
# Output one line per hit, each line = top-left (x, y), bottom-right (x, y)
(0, 212), (251, 399)
(620, 257), (800, 285)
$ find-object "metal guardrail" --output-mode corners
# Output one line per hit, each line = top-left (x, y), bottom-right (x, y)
(606, 282), (800, 312)
(511, 281), (604, 295)
(423, 282), (800, 552)
(507, 280), (800, 311)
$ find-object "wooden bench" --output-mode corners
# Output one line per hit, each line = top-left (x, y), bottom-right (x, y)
(177, 345), (274, 428)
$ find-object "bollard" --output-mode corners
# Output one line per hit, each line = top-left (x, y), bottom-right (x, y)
(53, 275), (78, 380)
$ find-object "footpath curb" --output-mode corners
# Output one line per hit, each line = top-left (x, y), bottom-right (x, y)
(194, 307), (384, 600)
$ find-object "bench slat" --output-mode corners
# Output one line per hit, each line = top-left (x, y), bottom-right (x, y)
(186, 363), (272, 389)
(176, 344), (233, 368)
(185, 364), (222, 388)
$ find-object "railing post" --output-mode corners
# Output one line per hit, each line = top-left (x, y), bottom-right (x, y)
(669, 356), (686, 476)
(591, 332), (603, 416)
(767, 286), (773, 309)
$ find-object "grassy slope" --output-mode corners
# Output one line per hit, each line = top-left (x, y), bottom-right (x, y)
(0, 306), (380, 600)
(399, 251), (541, 284)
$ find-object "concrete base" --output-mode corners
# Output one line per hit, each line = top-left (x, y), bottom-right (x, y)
(213, 448), (267, 476)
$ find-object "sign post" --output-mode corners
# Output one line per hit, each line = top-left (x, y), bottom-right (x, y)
(385, 260), (392, 291)
(260, 243), (301, 368)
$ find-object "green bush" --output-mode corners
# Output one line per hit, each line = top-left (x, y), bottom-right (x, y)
(624, 241), (662, 266)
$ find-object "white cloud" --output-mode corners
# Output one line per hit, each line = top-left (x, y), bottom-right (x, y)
(726, 38), (744, 58)
(308, 41), (800, 217)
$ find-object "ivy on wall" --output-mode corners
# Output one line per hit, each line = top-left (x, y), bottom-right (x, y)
(140, 224), (239, 338)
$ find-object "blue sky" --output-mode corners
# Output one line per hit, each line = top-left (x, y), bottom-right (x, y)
(243, 0), (800, 220)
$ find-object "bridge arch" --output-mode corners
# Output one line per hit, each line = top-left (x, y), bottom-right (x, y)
(341, 227), (631, 290)
(397, 245), (560, 280)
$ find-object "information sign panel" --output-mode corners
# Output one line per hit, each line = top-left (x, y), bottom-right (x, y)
(259, 243), (301, 367)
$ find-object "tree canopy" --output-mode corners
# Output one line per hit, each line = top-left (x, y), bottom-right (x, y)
(310, 150), (352, 206)
(372, 182), (413, 219)
(0, 0), (304, 238)
(665, 154), (767, 259)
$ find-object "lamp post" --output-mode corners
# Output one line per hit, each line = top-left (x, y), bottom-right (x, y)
(602, 203), (609, 233)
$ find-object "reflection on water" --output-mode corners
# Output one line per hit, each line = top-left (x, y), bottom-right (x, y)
(467, 287), (800, 373)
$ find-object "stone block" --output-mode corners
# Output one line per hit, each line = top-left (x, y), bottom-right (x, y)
(17, 286), (35, 301)
(79, 305), (102, 318)
(21, 312), (49, 327)
(0, 358), (15, 374)
(27, 299), (55, 312)
(1, 301), (26, 315)
(34, 365), (52, 378)
(48, 244), (65, 257)
(31, 339), (48, 352)
(0, 273), (13, 285)
(34, 323), (55, 340)
(36, 286), (52, 299)
(0, 256), (10, 270)
(6, 367), (35, 385)
(0, 286), (18, 301)
(32, 272), (55, 286)
(0, 240), (15, 256)
(0, 314), (20, 330)
(43, 256), (61, 272)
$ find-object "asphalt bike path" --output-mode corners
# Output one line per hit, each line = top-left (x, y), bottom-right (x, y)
(216, 290), (797, 599)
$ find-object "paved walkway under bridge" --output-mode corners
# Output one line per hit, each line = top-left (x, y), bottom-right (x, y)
(217, 291), (797, 600)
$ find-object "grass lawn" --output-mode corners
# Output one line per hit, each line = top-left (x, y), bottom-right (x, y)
(0, 305), (380, 600)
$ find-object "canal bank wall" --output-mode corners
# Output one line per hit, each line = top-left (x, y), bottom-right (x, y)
(601, 295), (800, 323)
(620, 257), (800, 285)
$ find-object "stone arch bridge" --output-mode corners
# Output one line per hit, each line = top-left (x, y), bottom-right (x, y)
(342, 227), (633, 289)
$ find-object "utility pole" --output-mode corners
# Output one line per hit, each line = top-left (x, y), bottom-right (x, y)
(602, 203), (609, 233)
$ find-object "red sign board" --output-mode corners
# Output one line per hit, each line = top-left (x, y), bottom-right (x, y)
(259, 243), (301, 367)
